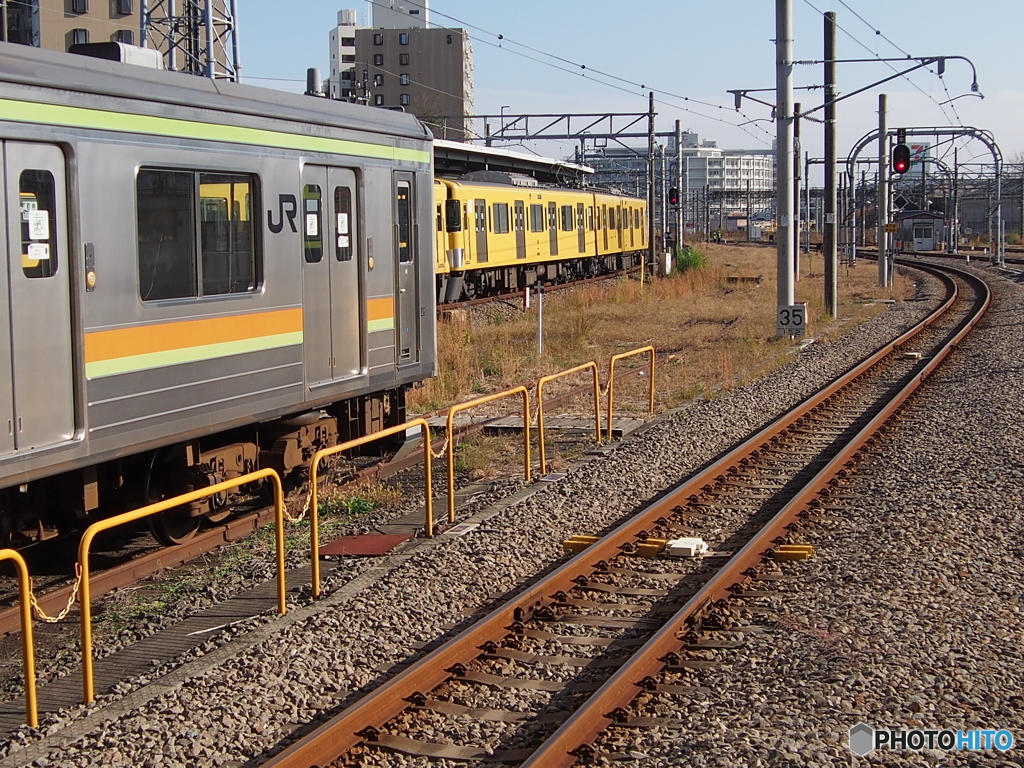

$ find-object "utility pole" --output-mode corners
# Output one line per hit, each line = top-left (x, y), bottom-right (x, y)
(823, 11), (838, 317)
(746, 180), (752, 242)
(952, 148), (959, 255)
(645, 91), (655, 287)
(1, 1), (7, 43)
(675, 120), (684, 248)
(794, 102), (802, 279)
(804, 152), (811, 254)
(877, 94), (889, 287)
(775, 0), (796, 333)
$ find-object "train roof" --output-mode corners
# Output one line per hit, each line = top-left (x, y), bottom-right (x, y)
(438, 177), (644, 202)
(0, 41), (429, 141)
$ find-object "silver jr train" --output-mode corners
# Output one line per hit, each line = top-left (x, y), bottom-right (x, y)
(0, 43), (436, 545)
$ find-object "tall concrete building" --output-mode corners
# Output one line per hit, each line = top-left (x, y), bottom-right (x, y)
(371, 0), (428, 29)
(2, 0), (140, 51)
(327, 9), (368, 100)
(337, 1), (472, 139)
(2, 0), (237, 79)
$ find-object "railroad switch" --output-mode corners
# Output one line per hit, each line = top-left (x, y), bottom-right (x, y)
(563, 534), (599, 553)
(772, 544), (814, 561)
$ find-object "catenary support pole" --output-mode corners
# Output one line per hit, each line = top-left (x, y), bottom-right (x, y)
(877, 94), (889, 287)
(824, 11), (838, 317)
(775, 0), (796, 331)
(794, 102), (802, 279)
(646, 91), (655, 287)
(676, 120), (684, 249)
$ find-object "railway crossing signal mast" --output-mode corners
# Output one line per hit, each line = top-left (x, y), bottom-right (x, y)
(140, 0), (241, 81)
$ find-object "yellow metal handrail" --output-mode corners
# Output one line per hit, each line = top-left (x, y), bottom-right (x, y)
(607, 346), (656, 440)
(79, 468), (285, 703)
(0, 549), (36, 727)
(308, 418), (433, 597)
(447, 387), (531, 523)
(537, 362), (601, 475)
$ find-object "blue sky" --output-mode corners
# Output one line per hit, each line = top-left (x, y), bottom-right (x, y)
(239, 1), (1023, 179)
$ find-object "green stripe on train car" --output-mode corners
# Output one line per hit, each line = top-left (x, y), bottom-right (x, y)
(0, 97), (431, 164)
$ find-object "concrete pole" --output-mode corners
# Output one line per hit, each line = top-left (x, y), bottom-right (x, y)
(646, 91), (655, 286)
(952, 147), (958, 255)
(204, 0), (215, 78)
(995, 160), (1004, 265)
(746, 180), (752, 243)
(824, 11), (838, 317)
(675, 120), (684, 248)
(877, 94), (889, 286)
(804, 152), (811, 253)
(776, 0), (796, 329)
(229, 0), (241, 82)
(794, 102), (802, 280)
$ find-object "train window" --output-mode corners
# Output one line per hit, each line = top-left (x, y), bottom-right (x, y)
(436, 203), (443, 233)
(200, 173), (257, 295)
(396, 181), (412, 263)
(560, 205), (572, 231)
(547, 204), (556, 230)
(576, 203), (584, 228)
(444, 199), (461, 232)
(493, 203), (509, 234)
(529, 204), (543, 232)
(487, 205), (492, 232)
(602, 205), (607, 229)
(334, 186), (353, 261)
(587, 207), (594, 231)
(19, 170), (59, 279)
(297, 185), (322, 265)
(137, 169), (197, 300)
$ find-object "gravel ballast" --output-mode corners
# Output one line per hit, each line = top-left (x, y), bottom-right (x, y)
(0, 271), (960, 768)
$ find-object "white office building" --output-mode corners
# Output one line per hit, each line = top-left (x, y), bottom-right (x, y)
(326, 9), (368, 100)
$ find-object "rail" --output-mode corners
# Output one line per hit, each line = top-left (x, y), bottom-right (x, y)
(307, 418), (433, 596)
(0, 549), (36, 727)
(78, 468), (285, 703)
(536, 362), (601, 475)
(606, 346), (655, 439)
(447, 387), (531, 523)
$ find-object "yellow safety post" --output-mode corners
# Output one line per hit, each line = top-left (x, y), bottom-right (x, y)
(0, 549), (37, 727)
(447, 387), (531, 524)
(79, 468), (285, 704)
(537, 362), (601, 475)
(606, 346), (656, 440)
(307, 418), (433, 597)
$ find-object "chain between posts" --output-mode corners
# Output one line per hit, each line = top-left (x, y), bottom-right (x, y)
(29, 564), (82, 624)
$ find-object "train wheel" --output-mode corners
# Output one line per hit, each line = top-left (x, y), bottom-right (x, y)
(144, 449), (201, 547)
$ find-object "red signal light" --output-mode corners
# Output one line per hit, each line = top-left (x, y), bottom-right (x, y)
(891, 144), (911, 175)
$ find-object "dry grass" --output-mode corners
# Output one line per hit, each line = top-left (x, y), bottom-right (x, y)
(410, 243), (915, 415)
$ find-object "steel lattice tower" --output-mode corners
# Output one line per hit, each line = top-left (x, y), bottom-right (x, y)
(141, 0), (240, 81)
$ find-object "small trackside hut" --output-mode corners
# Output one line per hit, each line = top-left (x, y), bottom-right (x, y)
(0, 42), (436, 545)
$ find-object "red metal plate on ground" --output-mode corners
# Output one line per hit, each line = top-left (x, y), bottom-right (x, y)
(320, 533), (411, 556)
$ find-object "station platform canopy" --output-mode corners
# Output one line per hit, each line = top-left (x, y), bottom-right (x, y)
(434, 139), (593, 186)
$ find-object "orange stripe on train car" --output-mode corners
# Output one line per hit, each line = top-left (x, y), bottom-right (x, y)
(367, 297), (394, 321)
(84, 308), (304, 364)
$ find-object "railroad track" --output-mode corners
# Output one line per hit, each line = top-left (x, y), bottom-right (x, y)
(0, 349), (657, 638)
(259, 260), (987, 767)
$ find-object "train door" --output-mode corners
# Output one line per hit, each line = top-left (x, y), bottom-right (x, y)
(301, 165), (363, 388)
(394, 173), (418, 366)
(547, 202), (558, 256)
(473, 199), (488, 263)
(602, 205), (608, 250)
(576, 203), (586, 253)
(514, 201), (526, 260)
(1, 142), (74, 452)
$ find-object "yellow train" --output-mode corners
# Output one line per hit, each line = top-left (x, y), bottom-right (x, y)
(434, 175), (648, 302)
